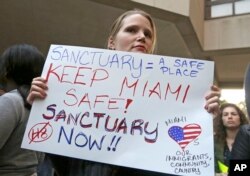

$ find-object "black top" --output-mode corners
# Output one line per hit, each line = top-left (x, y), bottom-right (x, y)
(231, 124), (250, 160)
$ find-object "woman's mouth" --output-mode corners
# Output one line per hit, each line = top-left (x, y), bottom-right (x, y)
(133, 45), (146, 52)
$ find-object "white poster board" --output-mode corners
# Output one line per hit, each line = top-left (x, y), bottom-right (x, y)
(22, 44), (215, 176)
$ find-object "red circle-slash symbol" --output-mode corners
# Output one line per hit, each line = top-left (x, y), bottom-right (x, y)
(28, 122), (53, 144)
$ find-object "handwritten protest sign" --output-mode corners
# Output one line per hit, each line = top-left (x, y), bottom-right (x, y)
(22, 44), (215, 176)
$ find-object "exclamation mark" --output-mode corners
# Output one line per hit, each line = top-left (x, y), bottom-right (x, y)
(107, 136), (122, 151)
(107, 136), (116, 151)
(124, 99), (133, 113)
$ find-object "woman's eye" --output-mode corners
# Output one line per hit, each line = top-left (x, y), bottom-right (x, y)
(222, 113), (228, 117)
(144, 31), (152, 38)
(126, 27), (136, 33)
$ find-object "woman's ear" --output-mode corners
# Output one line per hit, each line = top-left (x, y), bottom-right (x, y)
(108, 36), (115, 50)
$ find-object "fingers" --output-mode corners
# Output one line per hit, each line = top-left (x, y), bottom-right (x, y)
(32, 77), (48, 89)
(205, 85), (221, 101)
(206, 101), (220, 114)
(27, 77), (48, 105)
(205, 85), (221, 116)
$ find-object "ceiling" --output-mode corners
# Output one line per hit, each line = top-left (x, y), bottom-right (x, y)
(0, 0), (249, 89)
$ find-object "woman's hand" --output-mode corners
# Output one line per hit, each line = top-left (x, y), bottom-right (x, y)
(205, 85), (221, 116)
(27, 77), (48, 104)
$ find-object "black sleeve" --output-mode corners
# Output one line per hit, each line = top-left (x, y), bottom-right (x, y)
(244, 64), (250, 116)
(231, 125), (250, 160)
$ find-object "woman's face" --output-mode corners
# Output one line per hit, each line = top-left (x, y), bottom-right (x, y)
(108, 14), (154, 54)
(222, 106), (241, 129)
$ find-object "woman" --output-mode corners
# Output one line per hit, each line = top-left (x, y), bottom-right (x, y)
(27, 9), (221, 176)
(0, 44), (45, 176)
(214, 103), (249, 175)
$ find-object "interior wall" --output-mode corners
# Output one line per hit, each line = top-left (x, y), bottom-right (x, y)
(189, 0), (205, 49)
(131, 0), (189, 16)
(204, 14), (250, 51)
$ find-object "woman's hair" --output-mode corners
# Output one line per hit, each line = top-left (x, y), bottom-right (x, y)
(107, 9), (157, 54)
(214, 103), (249, 144)
(0, 44), (45, 108)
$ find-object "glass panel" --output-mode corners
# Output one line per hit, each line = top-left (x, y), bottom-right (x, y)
(221, 89), (245, 104)
(211, 3), (233, 17)
(235, 0), (250, 14)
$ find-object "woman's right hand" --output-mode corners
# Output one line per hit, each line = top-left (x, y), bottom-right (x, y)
(27, 77), (48, 104)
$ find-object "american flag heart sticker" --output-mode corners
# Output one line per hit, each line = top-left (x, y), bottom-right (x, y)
(168, 124), (202, 150)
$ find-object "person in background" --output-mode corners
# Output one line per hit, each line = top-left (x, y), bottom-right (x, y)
(230, 64), (250, 160)
(231, 124), (250, 160)
(244, 63), (250, 117)
(27, 9), (221, 176)
(214, 103), (249, 176)
(0, 57), (5, 96)
(0, 44), (45, 176)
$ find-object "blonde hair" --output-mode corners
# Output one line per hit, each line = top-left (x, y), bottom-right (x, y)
(107, 9), (157, 54)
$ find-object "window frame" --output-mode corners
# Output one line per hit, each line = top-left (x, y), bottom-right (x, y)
(204, 0), (248, 19)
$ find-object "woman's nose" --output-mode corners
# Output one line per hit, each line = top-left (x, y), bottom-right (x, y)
(137, 31), (146, 42)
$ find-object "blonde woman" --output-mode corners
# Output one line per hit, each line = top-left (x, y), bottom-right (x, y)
(27, 9), (221, 176)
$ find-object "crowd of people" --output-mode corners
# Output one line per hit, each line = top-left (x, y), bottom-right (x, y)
(0, 8), (249, 176)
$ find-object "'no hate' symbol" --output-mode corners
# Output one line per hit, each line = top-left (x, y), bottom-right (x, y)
(28, 122), (53, 144)
(124, 99), (133, 113)
(107, 135), (121, 151)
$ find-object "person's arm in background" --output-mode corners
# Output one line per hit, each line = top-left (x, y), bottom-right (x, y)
(231, 63), (250, 159)
(244, 64), (250, 117)
(231, 124), (250, 159)
(0, 94), (20, 150)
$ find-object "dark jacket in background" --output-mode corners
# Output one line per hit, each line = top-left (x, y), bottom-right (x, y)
(231, 124), (250, 159)
(244, 64), (250, 117)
